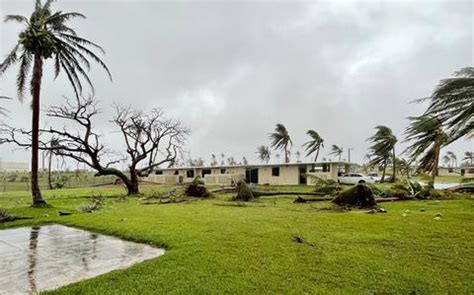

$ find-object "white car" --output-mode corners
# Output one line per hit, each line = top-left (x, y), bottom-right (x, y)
(367, 172), (382, 182)
(337, 173), (375, 185)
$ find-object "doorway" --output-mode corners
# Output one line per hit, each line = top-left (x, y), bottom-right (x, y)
(246, 168), (259, 184)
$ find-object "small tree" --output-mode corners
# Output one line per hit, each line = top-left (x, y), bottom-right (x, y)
(303, 130), (324, 162)
(367, 126), (398, 182)
(329, 145), (343, 161)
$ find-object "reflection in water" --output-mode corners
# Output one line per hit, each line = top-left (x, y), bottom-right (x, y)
(27, 227), (40, 293)
(0, 225), (164, 294)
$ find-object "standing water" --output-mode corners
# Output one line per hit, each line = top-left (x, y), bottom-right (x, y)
(0, 224), (165, 294)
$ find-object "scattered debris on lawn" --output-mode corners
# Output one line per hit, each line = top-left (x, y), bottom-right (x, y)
(291, 235), (315, 247)
(140, 190), (192, 205)
(77, 195), (104, 213)
(293, 196), (333, 203)
(58, 211), (72, 216)
(0, 209), (19, 223)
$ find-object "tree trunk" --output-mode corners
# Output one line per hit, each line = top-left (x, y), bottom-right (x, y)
(284, 145), (289, 163)
(30, 55), (47, 207)
(391, 147), (396, 182)
(47, 150), (53, 189)
(432, 145), (441, 184)
(127, 168), (140, 195)
(314, 149), (320, 162)
(381, 161), (387, 183)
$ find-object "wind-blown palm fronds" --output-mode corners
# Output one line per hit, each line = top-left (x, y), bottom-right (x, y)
(417, 67), (473, 141)
(367, 126), (398, 182)
(302, 130), (324, 162)
(256, 145), (271, 164)
(463, 151), (473, 165)
(404, 115), (448, 183)
(269, 124), (292, 163)
(328, 145), (343, 161)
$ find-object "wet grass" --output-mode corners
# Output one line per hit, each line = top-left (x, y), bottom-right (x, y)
(0, 184), (473, 294)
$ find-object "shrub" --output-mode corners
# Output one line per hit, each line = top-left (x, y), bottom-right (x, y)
(0, 209), (16, 222)
(185, 177), (211, 198)
(332, 184), (377, 208)
(232, 180), (255, 202)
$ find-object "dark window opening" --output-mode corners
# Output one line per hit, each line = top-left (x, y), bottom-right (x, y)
(155, 170), (163, 175)
(221, 169), (226, 174)
(186, 170), (194, 178)
(174, 170), (179, 175)
(322, 164), (330, 172)
(272, 167), (280, 177)
(202, 169), (212, 177)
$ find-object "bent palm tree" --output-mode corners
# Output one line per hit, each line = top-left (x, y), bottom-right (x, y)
(404, 115), (449, 185)
(367, 126), (398, 182)
(256, 145), (271, 164)
(269, 124), (292, 163)
(1, 0), (111, 207)
(303, 130), (324, 162)
(417, 67), (473, 141)
(442, 154), (451, 167)
(463, 151), (473, 165)
(329, 145), (343, 161)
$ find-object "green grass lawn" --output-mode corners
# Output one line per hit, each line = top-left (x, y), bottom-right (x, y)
(1, 185), (473, 294)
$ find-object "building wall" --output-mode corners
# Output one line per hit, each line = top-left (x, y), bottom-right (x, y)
(258, 165), (300, 185)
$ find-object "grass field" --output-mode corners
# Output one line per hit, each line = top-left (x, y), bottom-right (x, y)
(1, 184), (473, 294)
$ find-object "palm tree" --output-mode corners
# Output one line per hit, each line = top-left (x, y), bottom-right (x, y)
(417, 67), (473, 141)
(242, 156), (248, 165)
(220, 153), (225, 166)
(210, 154), (217, 166)
(1, 0), (111, 207)
(256, 145), (271, 164)
(463, 151), (474, 165)
(367, 126), (398, 182)
(329, 145), (343, 161)
(405, 115), (449, 185)
(295, 151), (301, 163)
(442, 154), (451, 167)
(395, 157), (412, 178)
(269, 123), (292, 163)
(446, 151), (457, 167)
(47, 137), (60, 189)
(302, 130), (324, 162)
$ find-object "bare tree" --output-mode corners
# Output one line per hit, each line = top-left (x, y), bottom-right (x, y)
(3, 98), (188, 195)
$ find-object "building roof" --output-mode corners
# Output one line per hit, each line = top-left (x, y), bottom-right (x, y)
(156, 161), (358, 171)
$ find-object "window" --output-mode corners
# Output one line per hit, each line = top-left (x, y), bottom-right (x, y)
(221, 169), (226, 174)
(202, 169), (211, 177)
(186, 170), (194, 178)
(322, 163), (330, 172)
(272, 167), (280, 177)
(174, 170), (179, 175)
(155, 170), (163, 175)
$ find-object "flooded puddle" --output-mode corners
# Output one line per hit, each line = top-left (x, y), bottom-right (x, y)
(0, 224), (165, 294)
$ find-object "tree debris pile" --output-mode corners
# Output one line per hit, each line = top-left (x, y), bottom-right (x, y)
(0, 209), (17, 223)
(140, 190), (190, 205)
(185, 177), (211, 198)
(232, 180), (255, 202)
(332, 184), (377, 208)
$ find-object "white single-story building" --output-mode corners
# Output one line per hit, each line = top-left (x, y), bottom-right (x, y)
(438, 166), (474, 177)
(144, 161), (356, 186)
(0, 161), (29, 172)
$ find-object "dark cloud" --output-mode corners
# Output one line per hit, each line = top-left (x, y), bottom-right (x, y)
(0, 0), (472, 165)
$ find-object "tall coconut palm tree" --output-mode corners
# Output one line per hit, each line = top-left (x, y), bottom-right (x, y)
(367, 126), (398, 182)
(463, 151), (474, 165)
(417, 67), (473, 141)
(0, 0), (112, 206)
(302, 130), (324, 162)
(405, 115), (449, 185)
(329, 145), (343, 161)
(269, 123), (292, 163)
(256, 145), (271, 164)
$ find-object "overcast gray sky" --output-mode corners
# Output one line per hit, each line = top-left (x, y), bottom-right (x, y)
(0, 0), (473, 167)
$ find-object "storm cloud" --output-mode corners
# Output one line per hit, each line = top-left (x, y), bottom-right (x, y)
(0, 0), (472, 166)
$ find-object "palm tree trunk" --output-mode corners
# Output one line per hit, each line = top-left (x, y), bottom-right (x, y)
(432, 144), (441, 184)
(381, 161), (387, 183)
(284, 145), (288, 163)
(47, 150), (53, 189)
(31, 55), (47, 207)
(314, 149), (320, 162)
(391, 146), (396, 182)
